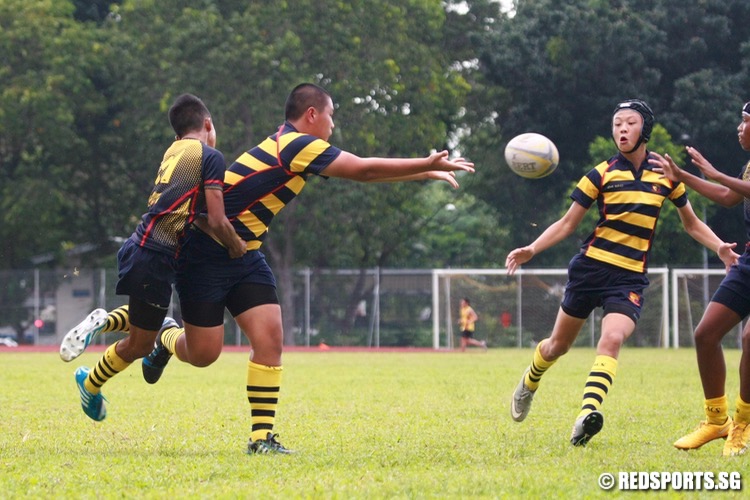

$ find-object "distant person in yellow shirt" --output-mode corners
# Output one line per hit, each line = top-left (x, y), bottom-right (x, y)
(459, 298), (487, 352)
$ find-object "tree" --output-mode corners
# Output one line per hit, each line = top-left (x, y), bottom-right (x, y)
(456, 0), (750, 261)
(0, 0), (123, 269)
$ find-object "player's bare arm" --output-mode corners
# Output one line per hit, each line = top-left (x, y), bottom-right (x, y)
(323, 150), (474, 182)
(650, 152), (742, 208)
(687, 146), (750, 200)
(204, 188), (247, 259)
(373, 171), (460, 188)
(675, 202), (739, 271)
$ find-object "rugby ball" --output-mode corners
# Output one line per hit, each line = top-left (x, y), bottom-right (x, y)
(504, 133), (559, 179)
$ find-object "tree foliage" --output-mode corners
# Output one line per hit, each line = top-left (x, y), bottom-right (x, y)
(457, 0), (750, 264)
(3, 0), (750, 274)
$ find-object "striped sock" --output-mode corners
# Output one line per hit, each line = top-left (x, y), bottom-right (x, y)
(84, 341), (131, 394)
(734, 396), (750, 425)
(101, 305), (130, 334)
(577, 355), (618, 419)
(247, 361), (283, 442)
(160, 326), (184, 361)
(704, 395), (728, 425)
(524, 340), (555, 391)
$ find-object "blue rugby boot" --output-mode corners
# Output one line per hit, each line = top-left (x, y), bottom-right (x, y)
(142, 317), (178, 384)
(75, 366), (107, 421)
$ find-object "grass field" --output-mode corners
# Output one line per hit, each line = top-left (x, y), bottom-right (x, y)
(1, 348), (747, 498)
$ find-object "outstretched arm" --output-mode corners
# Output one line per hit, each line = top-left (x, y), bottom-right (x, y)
(676, 201), (739, 271)
(322, 150), (474, 182)
(373, 171), (460, 188)
(505, 201), (588, 276)
(649, 152), (742, 208)
(686, 146), (750, 199)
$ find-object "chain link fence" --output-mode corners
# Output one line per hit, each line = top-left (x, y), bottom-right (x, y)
(0, 267), (738, 349)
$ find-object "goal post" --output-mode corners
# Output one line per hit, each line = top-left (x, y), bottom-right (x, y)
(432, 267), (670, 350)
(670, 268), (743, 349)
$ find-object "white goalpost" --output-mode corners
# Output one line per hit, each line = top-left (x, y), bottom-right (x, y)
(671, 268), (744, 349)
(432, 267), (670, 350)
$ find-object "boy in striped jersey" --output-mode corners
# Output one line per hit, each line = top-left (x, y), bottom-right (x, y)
(652, 101), (750, 456)
(507, 99), (738, 446)
(61, 94), (245, 422)
(140, 83), (474, 454)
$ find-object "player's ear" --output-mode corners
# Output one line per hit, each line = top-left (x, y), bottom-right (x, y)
(204, 116), (213, 132)
(305, 106), (317, 123)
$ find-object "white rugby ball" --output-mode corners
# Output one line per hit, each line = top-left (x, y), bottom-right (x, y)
(504, 133), (559, 179)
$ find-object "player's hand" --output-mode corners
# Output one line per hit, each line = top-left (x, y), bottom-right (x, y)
(228, 237), (247, 259)
(425, 171), (459, 188)
(505, 246), (534, 276)
(649, 152), (682, 182)
(686, 146), (721, 180)
(428, 150), (475, 173)
(717, 241), (739, 272)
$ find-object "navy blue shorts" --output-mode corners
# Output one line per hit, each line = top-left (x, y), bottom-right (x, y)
(461, 330), (475, 339)
(176, 228), (277, 324)
(560, 253), (648, 323)
(711, 250), (750, 318)
(115, 238), (176, 310)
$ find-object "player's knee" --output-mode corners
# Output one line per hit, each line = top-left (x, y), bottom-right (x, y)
(117, 334), (157, 361)
(740, 329), (750, 348)
(187, 346), (221, 367)
(694, 327), (721, 349)
(545, 338), (571, 358)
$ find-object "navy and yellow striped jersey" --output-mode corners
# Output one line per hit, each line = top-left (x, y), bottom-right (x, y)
(130, 139), (225, 256)
(570, 152), (688, 273)
(741, 160), (750, 240)
(223, 122), (342, 250)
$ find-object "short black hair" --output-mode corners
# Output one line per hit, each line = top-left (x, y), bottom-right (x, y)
(285, 83), (331, 121)
(169, 94), (210, 137)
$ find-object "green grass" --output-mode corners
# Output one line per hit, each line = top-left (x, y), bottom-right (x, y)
(1, 348), (747, 498)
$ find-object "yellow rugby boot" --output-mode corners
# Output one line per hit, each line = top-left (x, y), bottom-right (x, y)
(723, 421), (750, 457)
(673, 418), (731, 450)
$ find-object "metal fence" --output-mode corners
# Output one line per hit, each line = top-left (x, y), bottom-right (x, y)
(0, 267), (740, 349)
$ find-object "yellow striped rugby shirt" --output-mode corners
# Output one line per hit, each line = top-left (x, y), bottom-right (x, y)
(571, 152), (687, 273)
(223, 122), (342, 250)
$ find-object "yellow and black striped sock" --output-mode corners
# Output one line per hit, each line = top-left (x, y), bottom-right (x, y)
(524, 340), (555, 391)
(160, 327), (184, 361)
(576, 355), (617, 419)
(247, 361), (283, 442)
(705, 395), (728, 425)
(84, 341), (131, 394)
(733, 396), (750, 425)
(101, 305), (130, 334)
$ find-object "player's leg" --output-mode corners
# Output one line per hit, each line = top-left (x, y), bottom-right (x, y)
(511, 307), (586, 422)
(673, 301), (738, 450)
(227, 280), (291, 454)
(676, 267), (750, 453)
(513, 253), (596, 421)
(465, 333), (486, 349)
(725, 319), (750, 456)
(142, 303), (225, 384)
(60, 305), (131, 362)
(235, 303), (291, 454)
(76, 298), (165, 421)
(570, 311), (634, 446)
(74, 241), (174, 421)
(706, 266), (750, 456)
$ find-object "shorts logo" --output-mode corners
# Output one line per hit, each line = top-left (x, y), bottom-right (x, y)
(628, 292), (641, 306)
